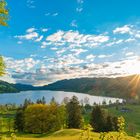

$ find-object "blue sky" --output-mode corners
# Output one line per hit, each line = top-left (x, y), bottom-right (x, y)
(1, 0), (140, 85)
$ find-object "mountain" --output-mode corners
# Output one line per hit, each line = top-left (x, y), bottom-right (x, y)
(12, 83), (37, 91)
(0, 80), (19, 93)
(41, 75), (140, 99)
(0, 81), (37, 93)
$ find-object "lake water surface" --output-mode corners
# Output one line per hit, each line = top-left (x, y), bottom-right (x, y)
(0, 90), (123, 105)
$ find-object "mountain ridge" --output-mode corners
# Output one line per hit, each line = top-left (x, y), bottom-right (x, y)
(0, 75), (140, 99)
(40, 74), (140, 99)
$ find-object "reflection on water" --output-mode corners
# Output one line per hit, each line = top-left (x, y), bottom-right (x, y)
(0, 90), (123, 105)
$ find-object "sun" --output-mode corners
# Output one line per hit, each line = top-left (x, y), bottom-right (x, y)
(128, 74), (140, 98)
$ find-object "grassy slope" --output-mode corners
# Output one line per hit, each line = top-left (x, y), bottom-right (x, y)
(4, 129), (136, 140)
(107, 104), (140, 135)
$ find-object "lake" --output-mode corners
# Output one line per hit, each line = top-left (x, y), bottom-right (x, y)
(0, 90), (123, 105)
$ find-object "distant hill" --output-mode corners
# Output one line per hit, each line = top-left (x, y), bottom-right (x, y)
(12, 83), (37, 91)
(0, 80), (19, 93)
(0, 81), (37, 93)
(41, 75), (140, 99)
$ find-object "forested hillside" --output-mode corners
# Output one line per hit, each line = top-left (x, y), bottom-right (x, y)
(42, 75), (140, 99)
(0, 80), (19, 93)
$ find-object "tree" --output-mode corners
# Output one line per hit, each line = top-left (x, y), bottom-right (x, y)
(57, 105), (67, 129)
(7, 118), (13, 132)
(36, 96), (46, 104)
(24, 104), (49, 133)
(24, 104), (66, 134)
(0, 0), (8, 78)
(112, 116), (118, 131)
(0, 56), (5, 76)
(90, 106), (106, 132)
(0, 0), (8, 26)
(23, 98), (33, 109)
(66, 96), (82, 128)
(14, 109), (24, 132)
(106, 115), (114, 131)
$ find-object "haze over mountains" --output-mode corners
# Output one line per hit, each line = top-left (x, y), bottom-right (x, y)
(0, 74), (140, 99)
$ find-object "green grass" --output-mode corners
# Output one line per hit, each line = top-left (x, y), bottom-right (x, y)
(2, 129), (137, 140)
(107, 104), (140, 135)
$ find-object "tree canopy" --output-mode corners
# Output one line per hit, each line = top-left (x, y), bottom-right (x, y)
(0, 56), (5, 76)
(66, 96), (82, 128)
(0, 0), (8, 26)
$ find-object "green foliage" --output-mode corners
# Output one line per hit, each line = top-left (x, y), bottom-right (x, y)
(80, 124), (93, 140)
(36, 96), (46, 104)
(22, 98), (33, 109)
(90, 106), (118, 132)
(0, 56), (5, 76)
(99, 132), (107, 140)
(106, 115), (114, 131)
(0, 0), (8, 26)
(135, 133), (140, 139)
(14, 109), (24, 132)
(90, 106), (107, 132)
(66, 96), (82, 129)
(116, 116), (127, 139)
(117, 116), (125, 133)
(0, 80), (20, 93)
(11, 133), (17, 140)
(23, 103), (66, 134)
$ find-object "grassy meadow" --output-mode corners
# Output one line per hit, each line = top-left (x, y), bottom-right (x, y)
(107, 104), (140, 135)
(1, 129), (137, 140)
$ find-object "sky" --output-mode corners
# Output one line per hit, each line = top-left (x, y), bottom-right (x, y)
(1, 0), (140, 85)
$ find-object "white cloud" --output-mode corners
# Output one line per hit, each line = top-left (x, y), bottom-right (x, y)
(35, 35), (43, 42)
(98, 54), (113, 58)
(86, 54), (96, 60)
(46, 30), (109, 48)
(46, 30), (64, 42)
(41, 41), (48, 49)
(26, 27), (36, 33)
(125, 38), (135, 42)
(41, 28), (48, 32)
(113, 25), (132, 34)
(50, 47), (58, 51)
(15, 32), (39, 40)
(4, 57), (40, 73)
(125, 52), (134, 56)
(71, 48), (87, 55)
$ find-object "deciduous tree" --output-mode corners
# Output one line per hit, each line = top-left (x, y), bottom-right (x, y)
(0, 0), (8, 26)
(0, 56), (5, 76)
